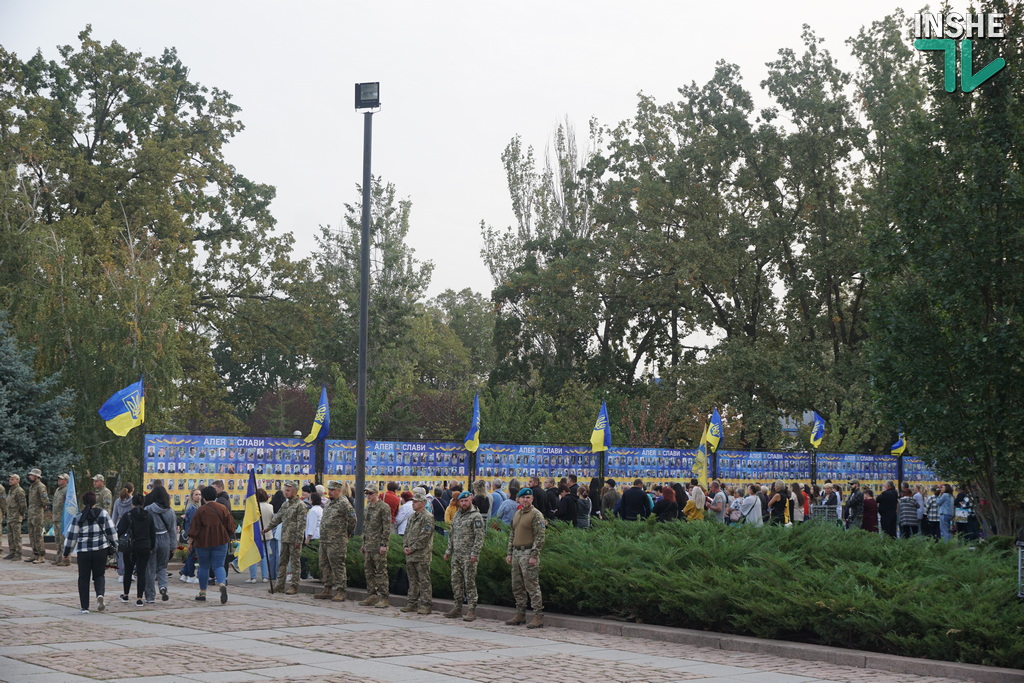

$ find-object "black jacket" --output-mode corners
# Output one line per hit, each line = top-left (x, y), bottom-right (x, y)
(876, 488), (899, 520)
(117, 507), (157, 552)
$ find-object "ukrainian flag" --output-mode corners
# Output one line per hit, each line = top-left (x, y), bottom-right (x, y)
(304, 385), (330, 443)
(237, 469), (265, 571)
(810, 411), (826, 448)
(692, 423), (709, 488)
(464, 392), (481, 453)
(590, 401), (611, 452)
(891, 429), (907, 456)
(98, 377), (145, 436)
(706, 407), (723, 452)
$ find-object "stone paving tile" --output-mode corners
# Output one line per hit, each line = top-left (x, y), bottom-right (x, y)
(418, 655), (705, 682)
(2, 581), (78, 594)
(8, 644), (292, 680)
(0, 604), (36, 619)
(118, 606), (356, 631)
(44, 594), (198, 611)
(0, 619), (141, 646)
(0, 570), (61, 581)
(258, 629), (492, 659)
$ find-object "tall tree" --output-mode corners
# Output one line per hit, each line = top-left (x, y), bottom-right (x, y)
(868, 1), (1024, 536)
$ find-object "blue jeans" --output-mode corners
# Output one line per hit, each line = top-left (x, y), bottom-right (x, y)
(248, 552), (269, 580)
(939, 514), (953, 541)
(265, 539), (279, 581)
(182, 547), (197, 577)
(196, 544), (228, 591)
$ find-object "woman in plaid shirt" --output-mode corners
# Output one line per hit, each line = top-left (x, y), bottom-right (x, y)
(62, 490), (117, 613)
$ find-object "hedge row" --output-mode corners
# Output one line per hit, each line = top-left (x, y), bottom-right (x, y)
(298, 519), (1024, 668)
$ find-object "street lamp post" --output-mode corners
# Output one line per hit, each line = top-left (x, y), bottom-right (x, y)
(353, 82), (379, 533)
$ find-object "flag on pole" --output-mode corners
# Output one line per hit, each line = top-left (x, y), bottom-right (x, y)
(891, 429), (907, 456)
(464, 392), (481, 453)
(62, 470), (78, 537)
(237, 469), (265, 572)
(590, 401), (611, 452)
(810, 411), (826, 448)
(692, 423), (710, 488)
(304, 385), (330, 443)
(706, 407), (723, 452)
(98, 376), (145, 436)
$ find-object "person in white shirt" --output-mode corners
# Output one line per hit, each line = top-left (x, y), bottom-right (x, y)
(739, 484), (764, 526)
(395, 491), (415, 534)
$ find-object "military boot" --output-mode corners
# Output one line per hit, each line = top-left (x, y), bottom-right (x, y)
(400, 603), (418, 613)
(416, 605), (431, 615)
(313, 588), (333, 600)
(443, 605), (463, 619)
(526, 612), (544, 629)
(357, 595), (377, 606)
(331, 590), (346, 602)
(504, 611), (526, 626)
(283, 586), (298, 595)
(32, 554), (46, 564)
(24, 554), (36, 562)
(374, 595), (390, 608)
(462, 607), (477, 622)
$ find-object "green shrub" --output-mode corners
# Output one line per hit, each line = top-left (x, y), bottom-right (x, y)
(315, 521), (1022, 667)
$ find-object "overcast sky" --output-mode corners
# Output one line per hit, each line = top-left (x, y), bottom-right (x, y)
(3, 0), (920, 299)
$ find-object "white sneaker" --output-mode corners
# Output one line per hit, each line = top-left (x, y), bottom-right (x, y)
(244, 578), (256, 584)
(80, 609), (89, 614)
(186, 576), (199, 584)
(97, 595), (105, 612)
(261, 578), (268, 582)
(179, 574), (189, 583)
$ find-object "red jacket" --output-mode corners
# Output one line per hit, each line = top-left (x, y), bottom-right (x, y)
(382, 491), (400, 522)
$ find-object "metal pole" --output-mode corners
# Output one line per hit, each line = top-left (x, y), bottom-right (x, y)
(354, 110), (373, 533)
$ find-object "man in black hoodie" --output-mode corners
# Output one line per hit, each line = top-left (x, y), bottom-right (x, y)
(876, 480), (899, 538)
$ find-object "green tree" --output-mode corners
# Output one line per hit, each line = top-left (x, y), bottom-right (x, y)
(0, 314), (75, 480)
(868, 1), (1024, 536)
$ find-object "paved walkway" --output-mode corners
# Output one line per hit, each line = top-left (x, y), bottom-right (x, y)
(0, 552), (1008, 683)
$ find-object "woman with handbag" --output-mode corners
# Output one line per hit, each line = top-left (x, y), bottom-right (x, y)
(61, 490), (117, 613)
(188, 485), (235, 604)
(117, 494), (156, 607)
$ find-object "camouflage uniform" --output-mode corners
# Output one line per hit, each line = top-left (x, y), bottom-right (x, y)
(26, 477), (50, 560)
(0, 483), (7, 556)
(402, 508), (435, 610)
(507, 506), (545, 615)
(446, 503), (485, 610)
(51, 482), (67, 564)
(94, 486), (113, 515)
(266, 496), (308, 591)
(5, 484), (26, 560)
(362, 499), (392, 598)
(318, 496), (356, 595)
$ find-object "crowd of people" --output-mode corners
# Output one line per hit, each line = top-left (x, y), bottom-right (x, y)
(1, 467), (979, 618)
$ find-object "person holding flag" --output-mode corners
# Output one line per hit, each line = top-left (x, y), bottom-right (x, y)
(590, 401), (611, 452)
(304, 385), (330, 443)
(464, 392), (481, 453)
(236, 470), (268, 587)
(98, 377), (145, 436)
(52, 473), (73, 566)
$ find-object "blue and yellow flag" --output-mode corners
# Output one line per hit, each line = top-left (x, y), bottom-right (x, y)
(62, 470), (78, 537)
(891, 429), (907, 456)
(237, 469), (265, 572)
(464, 392), (481, 453)
(98, 377), (145, 437)
(590, 401), (611, 452)
(304, 385), (330, 443)
(810, 411), (826, 448)
(692, 423), (709, 488)
(706, 407), (723, 452)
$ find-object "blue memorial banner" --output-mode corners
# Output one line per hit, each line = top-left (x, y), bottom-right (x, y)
(816, 452), (897, 490)
(605, 447), (694, 483)
(144, 434), (315, 510)
(716, 450), (811, 485)
(324, 439), (470, 491)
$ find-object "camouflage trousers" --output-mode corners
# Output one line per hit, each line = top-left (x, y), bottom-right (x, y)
(363, 548), (389, 597)
(450, 555), (479, 607)
(318, 540), (348, 591)
(274, 541), (302, 590)
(510, 548), (542, 613)
(27, 514), (44, 555)
(406, 558), (432, 608)
(6, 516), (22, 556)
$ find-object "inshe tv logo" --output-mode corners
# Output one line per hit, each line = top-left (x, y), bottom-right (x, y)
(914, 12), (1007, 92)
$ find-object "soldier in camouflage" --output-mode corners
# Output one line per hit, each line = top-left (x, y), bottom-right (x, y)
(265, 481), (308, 595)
(51, 474), (69, 566)
(0, 480), (7, 557)
(505, 487), (546, 628)
(92, 474), (113, 515)
(314, 480), (357, 602)
(5, 474), (26, 560)
(358, 482), (392, 608)
(25, 469), (50, 563)
(444, 490), (486, 621)
(400, 489), (435, 615)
